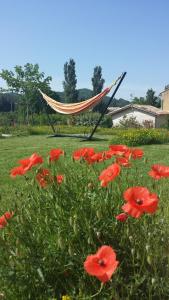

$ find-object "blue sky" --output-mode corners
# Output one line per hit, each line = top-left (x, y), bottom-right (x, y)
(0, 0), (169, 99)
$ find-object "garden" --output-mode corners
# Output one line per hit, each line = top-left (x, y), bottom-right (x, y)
(0, 135), (169, 299)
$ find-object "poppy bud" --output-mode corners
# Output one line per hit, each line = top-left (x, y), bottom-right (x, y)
(87, 182), (94, 189)
(147, 255), (152, 265)
(96, 231), (101, 238)
(96, 210), (102, 219)
(146, 244), (150, 251)
(69, 217), (73, 226)
(131, 248), (135, 255)
(58, 236), (64, 249)
(73, 221), (78, 234)
(87, 237), (92, 245)
(68, 246), (73, 256)
(151, 278), (156, 285)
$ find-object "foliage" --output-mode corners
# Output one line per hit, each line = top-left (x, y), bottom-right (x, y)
(146, 89), (161, 108)
(92, 66), (105, 113)
(110, 128), (169, 146)
(0, 145), (169, 299)
(63, 59), (78, 103)
(0, 92), (17, 112)
(0, 111), (112, 134)
(0, 63), (60, 121)
(116, 115), (142, 128)
(132, 96), (146, 105)
(131, 89), (161, 108)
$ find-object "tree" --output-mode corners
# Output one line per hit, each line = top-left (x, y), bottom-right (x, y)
(0, 92), (17, 112)
(145, 89), (161, 107)
(131, 90), (161, 108)
(91, 66), (105, 112)
(132, 96), (146, 105)
(0, 63), (53, 123)
(63, 59), (78, 103)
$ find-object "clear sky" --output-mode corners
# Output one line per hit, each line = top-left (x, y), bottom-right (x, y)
(0, 0), (169, 99)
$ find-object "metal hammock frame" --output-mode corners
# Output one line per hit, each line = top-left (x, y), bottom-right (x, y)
(40, 72), (126, 140)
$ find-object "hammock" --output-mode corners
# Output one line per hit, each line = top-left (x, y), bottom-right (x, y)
(39, 76), (120, 115)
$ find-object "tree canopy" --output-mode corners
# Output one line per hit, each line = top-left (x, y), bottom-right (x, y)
(63, 59), (78, 103)
(91, 66), (105, 112)
(131, 89), (161, 108)
(0, 63), (60, 120)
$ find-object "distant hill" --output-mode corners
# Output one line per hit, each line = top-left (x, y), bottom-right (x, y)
(57, 88), (129, 107)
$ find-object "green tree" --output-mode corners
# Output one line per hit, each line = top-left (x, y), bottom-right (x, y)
(132, 96), (146, 105)
(145, 89), (161, 107)
(91, 66), (105, 112)
(63, 59), (78, 103)
(0, 63), (54, 123)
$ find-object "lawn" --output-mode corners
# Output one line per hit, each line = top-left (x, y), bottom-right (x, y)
(1, 135), (169, 200)
(1, 135), (169, 223)
(0, 135), (169, 299)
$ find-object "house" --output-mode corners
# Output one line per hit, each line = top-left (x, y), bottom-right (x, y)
(160, 84), (169, 111)
(107, 104), (169, 128)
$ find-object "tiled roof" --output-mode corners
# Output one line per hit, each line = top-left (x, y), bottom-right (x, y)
(107, 104), (169, 116)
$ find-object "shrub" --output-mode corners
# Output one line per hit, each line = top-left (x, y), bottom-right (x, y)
(110, 128), (169, 146)
(116, 115), (142, 128)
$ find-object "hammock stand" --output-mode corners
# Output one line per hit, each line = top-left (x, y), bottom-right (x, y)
(40, 72), (127, 141)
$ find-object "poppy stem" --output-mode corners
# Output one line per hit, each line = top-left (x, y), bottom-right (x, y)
(90, 282), (104, 298)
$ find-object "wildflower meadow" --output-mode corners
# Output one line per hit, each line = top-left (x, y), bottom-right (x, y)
(0, 139), (169, 299)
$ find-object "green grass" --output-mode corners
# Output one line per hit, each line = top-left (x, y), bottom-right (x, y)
(1, 135), (169, 204)
(0, 136), (169, 299)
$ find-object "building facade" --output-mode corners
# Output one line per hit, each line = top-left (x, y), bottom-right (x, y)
(107, 104), (169, 128)
(160, 85), (169, 111)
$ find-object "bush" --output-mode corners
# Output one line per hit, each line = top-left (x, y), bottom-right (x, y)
(116, 115), (142, 128)
(110, 128), (169, 146)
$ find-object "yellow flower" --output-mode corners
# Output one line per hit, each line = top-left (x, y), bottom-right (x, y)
(62, 296), (71, 300)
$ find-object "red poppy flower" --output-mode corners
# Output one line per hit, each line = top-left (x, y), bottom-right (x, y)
(10, 166), (26, 177)
(84, 245), (119, 283)
(123, 149), (131, 159)
(72, 148), (95, 161)
(116, 157), (131, 167)
(55, 174), (64, 184)
(122, 186), (159, 218)
(0, 211), (13, 229)
(131, 149), (144, 159)
(103, 150), (114, 160)
(109, 145), (129, 156)
(115, 213), (128, 222)
(86, 152), (104, 164)
(36, 169), (51, 188)
(49, 149), (64, 162)
(0, 215), (8, 229)
(148, 164), (169, 179)
(11, 153), (43, 178)
(4, 211), (14, 220)
(99, 163), (121, 187)
(19, 153), (43, 171)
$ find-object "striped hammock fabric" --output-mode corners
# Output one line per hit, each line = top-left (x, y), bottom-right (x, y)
(39, 77), (120, 115)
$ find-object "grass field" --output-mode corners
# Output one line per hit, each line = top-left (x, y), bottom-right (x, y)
(0, 135), (169, 299)
(1, 135), (169, 204)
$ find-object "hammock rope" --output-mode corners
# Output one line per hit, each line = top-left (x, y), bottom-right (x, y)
(39, 75), (121, 115)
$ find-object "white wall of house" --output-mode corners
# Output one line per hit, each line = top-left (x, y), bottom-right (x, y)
(111, 108), (155, 127)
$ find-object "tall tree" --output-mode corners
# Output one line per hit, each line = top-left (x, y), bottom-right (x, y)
(91, 66), (105, 112)
(63, 59), (78, 103)
(0, 63), (54, 122)
(145, 89), (160, 107)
